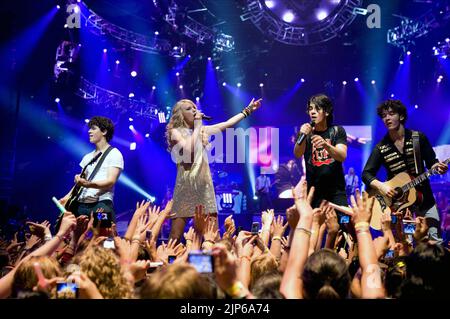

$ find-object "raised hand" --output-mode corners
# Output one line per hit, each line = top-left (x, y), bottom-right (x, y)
(292, 176), (315, 219)
(194, 205), (208, 235)
(26, 220), (51, 239)
(286, 205), (300, 229)
(272, 215), (288, 238)
(324, 205), (339, 234)
(247, 98), (263, 113)
(350, 189), (375, 225)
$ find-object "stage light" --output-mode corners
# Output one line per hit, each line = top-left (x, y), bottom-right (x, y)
(56, 5), (61, 9)
(131, 71), (137, 77)
(354, 77), (359, 82)
(115, 60), (120, 64)
(264, 0), (275, 9)
(84, 119), (89, 123)
(237, 83), (241, 87)
(103, 48), (107, 53)
(446, 38), (450, 43)
(176, 72), (180, 76)
(54, 98), (60, 103)
(259, 83), (264, 87)
(399, 60), (404, 65)
(301, 78), (305, 83)
(443, 55), (448, 59)
(282, 11), (295, 23)
(391, 94), (395, 98)
(222, 82), (226, 86)
(316, 10), (328, 21)
(371, 80), (376, 84)
(342, 81), (347, 85)
(414, 105), (419, 109)
(129, 117), (133, 122)
(253, 195), (258, 200)
(130, 142), (136, 151)
(154, 31), (159, 35)
(152, 85), (156, 90)
(128, 93), (135, 98)
(179, 85), (183, 89)
(158, 112), (166, 124)
(437, 78), (442, 83)
(73, 5), (80, 13)
(407, 51), (411, 56)
(195, 97), (200, 101)
(145, 133), (150, 138)
(439, 75), (444, 79)
(215, 66), (220, 70)
(207, 57), (211, 61)
(129, 125), (134, 130)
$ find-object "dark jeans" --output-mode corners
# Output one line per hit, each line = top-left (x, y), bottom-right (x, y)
(77, 200), (116, 222)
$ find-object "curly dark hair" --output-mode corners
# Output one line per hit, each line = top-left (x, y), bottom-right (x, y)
(306, 94), (334, 126)
(88, 116), (115, 142)
(376, 99), (408, 124)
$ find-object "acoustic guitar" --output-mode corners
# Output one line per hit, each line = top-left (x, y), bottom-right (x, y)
(369, 158), (449, 230)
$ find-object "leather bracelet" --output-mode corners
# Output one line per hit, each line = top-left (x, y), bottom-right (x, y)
(204, 239), (215, 245)
(296, 227), (312, 236)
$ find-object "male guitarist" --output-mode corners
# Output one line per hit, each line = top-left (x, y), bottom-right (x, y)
(362, 100), (448, 241)
(59, 116), (124, 221)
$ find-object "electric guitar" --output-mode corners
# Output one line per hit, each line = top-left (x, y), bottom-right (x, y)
(64, 151), (103, 213)
(369, 158), (450, 230)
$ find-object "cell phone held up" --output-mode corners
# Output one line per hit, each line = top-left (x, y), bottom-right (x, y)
(251, 222), (260, 235)
(188, 251), (214, 273)
(56, 282), (79, 299)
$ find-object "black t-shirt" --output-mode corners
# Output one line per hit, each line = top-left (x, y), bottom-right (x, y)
(304, 126), (347, 200)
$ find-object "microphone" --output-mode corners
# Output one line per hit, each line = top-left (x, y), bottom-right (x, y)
(296, 120), (315, 145)
(202, 114), (212, 121)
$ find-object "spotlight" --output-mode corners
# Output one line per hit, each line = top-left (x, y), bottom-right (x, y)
(131, 71), (137, 77)
(129, 125), (134, 130)
(130, 142), (136, 151)
(152, 86), (156, 90)
(316, 10), (328, 21)
(259, 83), (264, 87)
(145, 133), (150, 138)
(282, 11), (295, 23)
(158, 112), (166, 124)
(176, 72), (180, 76)
(215, 66), (220, 70)
(195, 97), (200, 101)
(84, 119), (89, 124)
(129, 93), (135, 98)
(371, 80), (376, 84)
(179, 85), (183, 89)
(103, 48), (107, 53)
(446, 38), (450, 43)
(56, 5), (61, 9)
(399, 60), (404, 65)
(342, 81), (347, 85)
(237, 83), (241, 87)
(129, 117), (133, 122)
(391, 94), (395, 98)
(154, 31), (159, 36)
(115, 60), (120, 65)
(54, 98), (60, 103)
(439, 75), (444, 79)
(354, 77), (359, 82)
(253, 195), (258, 200)
(64, 24), (68, 28)
(407, 51), (411, 56)
(207, 57), (211, 61)
(264, 0), (275, 9)
(437, 78), (442, 83)
(222, 82), (227, 86)
(414, 105), (419, 109)
(301, 78), (305, 83)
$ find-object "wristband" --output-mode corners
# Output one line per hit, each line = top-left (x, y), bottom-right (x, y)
(204, 239), (215, 245)
(44, 234), (53, 241)
(296, 227), (312, 236)
(355, 222), (369, 229)
(272, 236), (282, 242)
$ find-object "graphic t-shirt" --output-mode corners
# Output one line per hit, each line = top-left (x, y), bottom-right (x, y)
(304, 126), (347, 198)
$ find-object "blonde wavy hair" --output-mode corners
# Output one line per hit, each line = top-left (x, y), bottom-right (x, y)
(13, 256), (62, 298)
(165, 99), (193, 150)
(75, 246), (134, 299)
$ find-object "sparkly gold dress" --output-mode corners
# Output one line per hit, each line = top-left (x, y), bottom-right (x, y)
(171, 128), (218, 218)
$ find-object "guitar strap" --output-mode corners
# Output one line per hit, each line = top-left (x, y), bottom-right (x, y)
(412, 131), (423, 174)
(87, 146), (114, 182)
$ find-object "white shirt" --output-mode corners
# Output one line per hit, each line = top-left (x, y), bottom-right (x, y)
(78, 147), (124, 203)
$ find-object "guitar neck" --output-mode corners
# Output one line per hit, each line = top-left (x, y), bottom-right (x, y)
(401, 158), (450, 192)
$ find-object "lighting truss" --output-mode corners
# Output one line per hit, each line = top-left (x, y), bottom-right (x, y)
(433, 39), (450, 58)
(164, 3), (235, 52)
(240, 0), (362, 46)
(72, 1), (184, 56)
(76, 77), (159, 120)
(387, 1), (450, 49)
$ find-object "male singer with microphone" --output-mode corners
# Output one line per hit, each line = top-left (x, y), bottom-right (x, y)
(293, 94), (348, 208)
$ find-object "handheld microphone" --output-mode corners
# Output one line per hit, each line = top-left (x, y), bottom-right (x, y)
(202, 114), (212, 121)
(296, 120), (315, 145)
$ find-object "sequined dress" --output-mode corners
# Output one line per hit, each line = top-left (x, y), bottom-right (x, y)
(171, 128), (218, 218)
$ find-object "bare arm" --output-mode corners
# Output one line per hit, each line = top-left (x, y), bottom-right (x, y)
(324, 143), (347, 162)
(80, 166), (122, 190)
